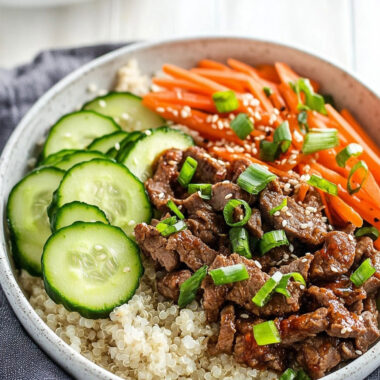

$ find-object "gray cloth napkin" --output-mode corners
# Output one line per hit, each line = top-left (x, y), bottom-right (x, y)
(0, 43), (378, 380)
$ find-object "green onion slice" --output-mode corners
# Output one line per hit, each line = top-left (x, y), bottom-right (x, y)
(167, 200), (184, 220)
(336, 143), (363, 168)
(178, 156), (198, 187)
(260, 230), (289, 255)
(270, 197), (287, 215)
(188, 183), (212, 200)
(263, 86), (273, 97)
(350, 258), (376, 287)
(355, 226), (379, 241)
(274, 121), (292, 153)
(279, 368), (297, 380)
(260, 140), (280, 162)
(252, 271), (283, 307)
(212, 90), (239, 113)
(253, 320), (281, 345)
(275, 272), (306, 298)
(230, 113), (254, 140)
(230, 227), (252, 259)
(297, 111), (309, 133)
(302, 129), (339, 154)
(347, 160), (368, 195)
(223, 199), (252, 227)
(307, 174), (338, 196)
(293, 78), (327, 115)
(178, 265), (208, 308)
(237, 163), (277, 195)
(209, 263), (249, 285)
(156, 217), (187, 237)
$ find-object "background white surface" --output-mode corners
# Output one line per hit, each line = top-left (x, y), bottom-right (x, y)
(0, 0), (379, 93)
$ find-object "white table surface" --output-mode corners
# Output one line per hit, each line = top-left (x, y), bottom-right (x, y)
(0, 0), (379, 94)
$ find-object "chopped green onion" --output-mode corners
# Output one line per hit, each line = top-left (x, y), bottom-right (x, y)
(295, 369), (311, 380)
(275, 272), (306, 298)
(274, 121), (292, 153)
(307, 174), (338, 196)
(230, 227), (252, 259)
(223, 199), (252, 227)
(209, 263), (249, 285)
(167, 200), (184, 220)
(253, 320), (281, 345)
(260, 230), (289, 255)
(350, 258), (376, 287)
(237, 163), (277, 195)
(252, 271), (283, 307)
(230, 113), (254, 140)
(302, 129), (339, 154)
(212, 90), (239, 113)
(178, 156), (198, 187)
(279, 368), (297, 380)
(270, 197), (288, 215)
(178, 265), (208, 308)
(263, 86), (273, 97)
(293, 78), (327, 115)
(336, 143), (363, 167)
(260, 140), (280, 162)
(156, 217), (187, 237)
(347, 160), (368, 195)
(298, 110), (308, 125)
(188, 183), (212, 200)
(355, 226), (379, 241)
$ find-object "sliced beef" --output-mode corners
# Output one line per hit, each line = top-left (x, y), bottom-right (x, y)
(295, 336), (341, 379)
(183, 146), (227, 183)
(246, 208), (264, 238)
(134, 223), (179, 271)
(339, 341), (359, 360)
(260, 189), (328, 246)
(310, 231), (356, 280)
(355, 236), (373, 265)
(256, 246), (293, 272)
(276, 307), (328, 344)
(323, 275), (366, 305)
(361, 239), (380, 295)
(145, 149), (183, 210)
(157, 270), (192, 302)
(167, 229), (218, 271)
(215, 305), (236, 354)
(182, 193), (225, 246)
(209, 181), (256, 211)
(270, 253), (314, 282)
(228, 157), (251, 182)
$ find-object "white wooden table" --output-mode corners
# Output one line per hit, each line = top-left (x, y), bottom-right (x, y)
(0, 0), (379, 93)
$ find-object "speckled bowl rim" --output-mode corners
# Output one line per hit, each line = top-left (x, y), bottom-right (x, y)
(0, 36), (379, 380)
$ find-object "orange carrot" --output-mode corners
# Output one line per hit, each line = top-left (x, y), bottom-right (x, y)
(275, 62), (299, 84)
(278, 83), (299, 113)
(327, 193), (363, 227)
(297, 183), (310, 202)
(152, 77), (211, 95)
(198, 59), (231, 71)
(255, 64), (281, 83)
(316, 189), (334, 225)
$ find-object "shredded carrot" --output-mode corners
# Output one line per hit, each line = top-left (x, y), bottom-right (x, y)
(297, 183), (310, 203)
(255, 64), (281, 83)
(327, 194), (363, 228)
(152, 77), (211, 95)
(198, 59), (231, 71)
(316, 189), (334, 225)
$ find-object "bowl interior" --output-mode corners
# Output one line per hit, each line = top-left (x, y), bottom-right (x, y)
(1, 37), (380, 380)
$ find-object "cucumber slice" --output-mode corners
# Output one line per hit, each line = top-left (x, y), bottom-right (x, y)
(121, 127), (194, 182)
(7, 167), (65, 276)
(115, 131), (143, 162)
(87, 131), (128, 154)
(52, 201), (109, 232)
(39, 149), (79, 167)
(42, 111), (120, 159)
(82, 92), (164, 132)
(54, 150), (109, 170)
(42, 222), (143, 318)
(53, 159), (152, 237)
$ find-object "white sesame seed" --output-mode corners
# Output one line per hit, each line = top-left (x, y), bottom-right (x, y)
(272, 271), (283, 282)
(254, 260), (262, 269)
(300, 285), (305, 290)
(331, 266), (338, 273)
(284, 183), (291, 192)
(98, 100), (107, 108)
(355, 350), (362, 355)
(299, 223), (308, 229)
(94, 244), (103, 251)
(115, 142), (120, 151)
(282, 220), (288, 227)
(224, 193), (233, 200)
(121, 112), (130, 121)
(286, 211), (292, 217)
(145, 129), (152, 136)
(240, 314), (249, 319)
(156, 107), (165, 113)
(87, 83), (97, 93)
(301, 258), (308, 263)
(348, 235), (354, 241)
(158, 192), (165, 199)
(341, 327), (347, 334)
(128, 220), (135, 226)
(305, 210), (311, 216)
(123, 266), (131, 273)
(289, 244), (294, 252)
(274, 211), (281, 217)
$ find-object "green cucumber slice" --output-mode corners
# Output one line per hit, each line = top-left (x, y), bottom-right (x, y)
(87, 131), (128, 154)
(53, 159), (152, 237)
(42, 111), (120, 159)
(121, 127), (194, 181)
(82, 92), (164, 132)
(52, 201), (109, 232)
(54, 150), (109, 170)
(114, 131), (143, 162)
(39, 149), (79, 167)
(7, 167), (65, 276)
(42, 222), (143, 318)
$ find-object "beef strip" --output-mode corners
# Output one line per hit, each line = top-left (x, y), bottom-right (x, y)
(323, 275), (367, 305)
(360, 238), (380, 295)
(157, 270), (192, 301)
(269, 253), (314, 282)
(246, 208), (264, 238)
(339, 341), (359, 360)
(209, 181), (256, 211)
(228, 157), (251, 182)
(183, 146), (227, 183)
(214, 304), (236, 354)
(134, 223), (179, 271)
(167, 229), (218, 271)
(256, 246), (293, 272)
(310, 231), (356, 280)
(295, 336), (341, 379)
(145, 149), (183, 211)
(276, 307), (329, 344)
(355, 236), (373, 264)
(260, 189), (328, 246)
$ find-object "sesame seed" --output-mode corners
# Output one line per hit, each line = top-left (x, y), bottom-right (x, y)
(274, 211), (281, 217)
(123, 267), (131, 273)
(286, 211), (292, 217)
(254, 260), (262, 269)
(300, 223), (308, 229)
(300, 285), (305, 290)
(348, 234), (354, 241)
(272, 271), (283, 282)
(115, 142), (120, 151)
(94, 244), (103, 251)
(240, 314), (249, 319)
(158, 192), (165, 199)
(168, 160), (177, 165)
(341, 327), (347, 334)
(355, 350), (362, 355)
(289, 244), (294, 252)
(98, 100), (107, 108)
(301, 258), (308, 263)
(87, 83), (97, 93)
(282, 220), (288, 227)
(128, 220), (135, 226)
(224, 193), (233, 200)
(121, 112), (130, 120)
(156, 107), (165, 113)
(331, 266), (338, 273)
(145, 129), (152, 136)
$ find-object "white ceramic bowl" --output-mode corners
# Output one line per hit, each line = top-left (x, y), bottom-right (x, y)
(1, 37), (380, 380)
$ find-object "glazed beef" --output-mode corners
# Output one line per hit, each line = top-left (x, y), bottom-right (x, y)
(361, 239), (380, 295)
(183, 146), (227, 183)
(355, 236), (373, 264)
(260, 189), (327, 246)
(215, 305), (236, 354)
(270, 253), (314, 282)
(256, 245), (293, 272)
(246, 208), (264, 238)
(310, 231), (356, 280)
(228, 157), (251, 182)
(157, 270), (192, 301)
